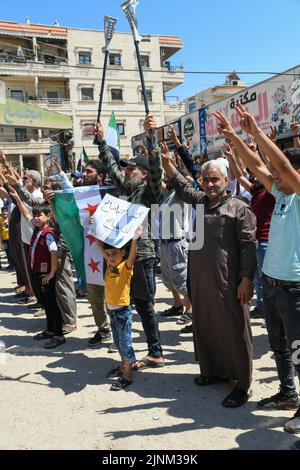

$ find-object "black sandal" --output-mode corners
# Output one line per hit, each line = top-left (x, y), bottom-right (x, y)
(222, 388), (252, 408)
(110, 377), (132, 391)
(194, 376), (231, 386)
(194, 376), (214, 386)
(33, 331), (54, 341)
(43, 337), (66, 349)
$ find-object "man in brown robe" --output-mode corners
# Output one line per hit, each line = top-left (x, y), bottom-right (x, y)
(161, 143), (257, 408)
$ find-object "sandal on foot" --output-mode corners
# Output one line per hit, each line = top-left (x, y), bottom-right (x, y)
(43, 337), (66, 349)
(177, 312), (192, 325)
(106, 367), (122, 379)
(194, 375), (215, 386)
(33, 331), (54, 341)
(222, 388), (252, 408)
(160, 305), (184, 317)
(110, 377), (132, 391)
(194, 376), (231, 386)
(133, 357), (165, 370)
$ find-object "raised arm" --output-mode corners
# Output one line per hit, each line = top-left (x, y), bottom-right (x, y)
(167, 125), (198, 180)
(224, 142), (252, 192)
(160, 142), (204, 206)
(7, 186), (32, 221)
(144, 115), (163, 202)
(235, 105), (300, 195)
(126, 226), (143, 269)
(213, 109), (273, 192)
(96, 122), (126, 194)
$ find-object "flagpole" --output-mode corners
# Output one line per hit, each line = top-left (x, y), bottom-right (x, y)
(134, 40), (149, 115)
(94, 16), (118, 146)
(122, 0), (153, 145)
(96, 49), (109, 124)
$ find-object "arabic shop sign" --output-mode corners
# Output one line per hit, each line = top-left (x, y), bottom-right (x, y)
(206, 65), (300, 154)
(0, 97), (72, 129)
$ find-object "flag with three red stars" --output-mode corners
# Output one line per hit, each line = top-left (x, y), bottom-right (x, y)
(52, 185), (113, 285)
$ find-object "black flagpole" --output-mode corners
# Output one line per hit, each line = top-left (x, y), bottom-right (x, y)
(134, 40), (149, 116)
(94, 16), (117, 145)
(97, 49), (109, 124)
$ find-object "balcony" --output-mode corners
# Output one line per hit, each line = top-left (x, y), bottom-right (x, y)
(161, 64), (184, 93)
(28, 97), (72, 112)
(0, 53), (70, 78)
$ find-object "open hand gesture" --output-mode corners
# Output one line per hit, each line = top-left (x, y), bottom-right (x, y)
(159, 142), (172, 167)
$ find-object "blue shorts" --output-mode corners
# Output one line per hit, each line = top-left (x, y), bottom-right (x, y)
(107, 306), (136, 364)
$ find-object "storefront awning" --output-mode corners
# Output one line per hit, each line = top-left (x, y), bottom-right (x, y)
(0, 97), (72, 129)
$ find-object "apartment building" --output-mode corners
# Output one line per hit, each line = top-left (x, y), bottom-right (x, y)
(0, 19), (185, 172)
(184, 72), (247, 113)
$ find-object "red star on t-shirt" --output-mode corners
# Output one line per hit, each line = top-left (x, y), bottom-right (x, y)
(83, 203), (99, 216)
(86, 234), (97, 246)
(88, 258), (101, 273)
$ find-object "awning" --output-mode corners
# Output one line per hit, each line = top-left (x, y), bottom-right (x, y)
(0, 97), (72, 129)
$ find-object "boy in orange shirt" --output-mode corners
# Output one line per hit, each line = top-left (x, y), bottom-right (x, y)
(98, 227), (142, 391)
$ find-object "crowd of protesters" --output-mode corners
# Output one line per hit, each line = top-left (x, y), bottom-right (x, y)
(0, 108), (300, 435)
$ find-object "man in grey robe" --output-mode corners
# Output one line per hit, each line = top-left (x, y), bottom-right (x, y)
(161, 144), (257, 408)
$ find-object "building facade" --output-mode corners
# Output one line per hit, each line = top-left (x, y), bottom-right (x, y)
(0, 20), (185, 172)
(184, 72), (247, 113)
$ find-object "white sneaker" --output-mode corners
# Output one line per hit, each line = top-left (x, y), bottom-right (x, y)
(284, 409), (300, 434)
(107, 343), (118, 354)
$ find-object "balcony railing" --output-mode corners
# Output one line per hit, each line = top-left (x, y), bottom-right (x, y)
(162, 63), (184, 73)
(0, 53), (68, 66)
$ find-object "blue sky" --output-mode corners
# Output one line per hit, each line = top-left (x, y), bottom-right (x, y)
(1, 0), (300, 100)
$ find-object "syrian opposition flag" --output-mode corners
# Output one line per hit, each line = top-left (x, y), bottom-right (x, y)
(106, 112), (120, 163)
(76, 146), (90, 172)
(52, 185), (112, 286)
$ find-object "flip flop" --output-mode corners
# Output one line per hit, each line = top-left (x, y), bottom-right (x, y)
(110, 377), (132, 391)
(133, 357), (165, 370)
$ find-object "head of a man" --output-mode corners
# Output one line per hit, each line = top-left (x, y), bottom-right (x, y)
(122, 156), (149, 189)
(42, 176), (64, 195)
(23, 170), (41, 192)
(83, 161), (106, 186)
(271, 148), (300, 194)
(201, 160), (228, 202)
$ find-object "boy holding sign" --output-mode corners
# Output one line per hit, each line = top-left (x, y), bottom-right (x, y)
(98, 227), (143, 391)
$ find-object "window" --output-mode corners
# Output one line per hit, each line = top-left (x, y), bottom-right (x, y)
(189, 102), (196, 112)
(141, 89), (152, 102)
(232, 81), (238, 86)
(11, 90), (24, 102)
(141, 55), (150, 68)
(109, 53), (121, 66)
(111, 89), (123, 101)
(117, 123), (125, 136)
(78, 51), (92, 64)
(81, 88), (94, 101)
(15, 128), (28, 142)
(47, 91), (59, 104)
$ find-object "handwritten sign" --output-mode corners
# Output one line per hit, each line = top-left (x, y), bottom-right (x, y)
(92, 194), (149, 248)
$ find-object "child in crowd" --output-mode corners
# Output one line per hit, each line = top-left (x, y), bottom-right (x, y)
(99, 227), (143, 391)
(8, 187), (65, 349)
(30, 204), (66, 349)
(0, 207), (13, 270)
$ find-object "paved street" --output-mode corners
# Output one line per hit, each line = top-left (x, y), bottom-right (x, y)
(0, 256), (299, 450)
